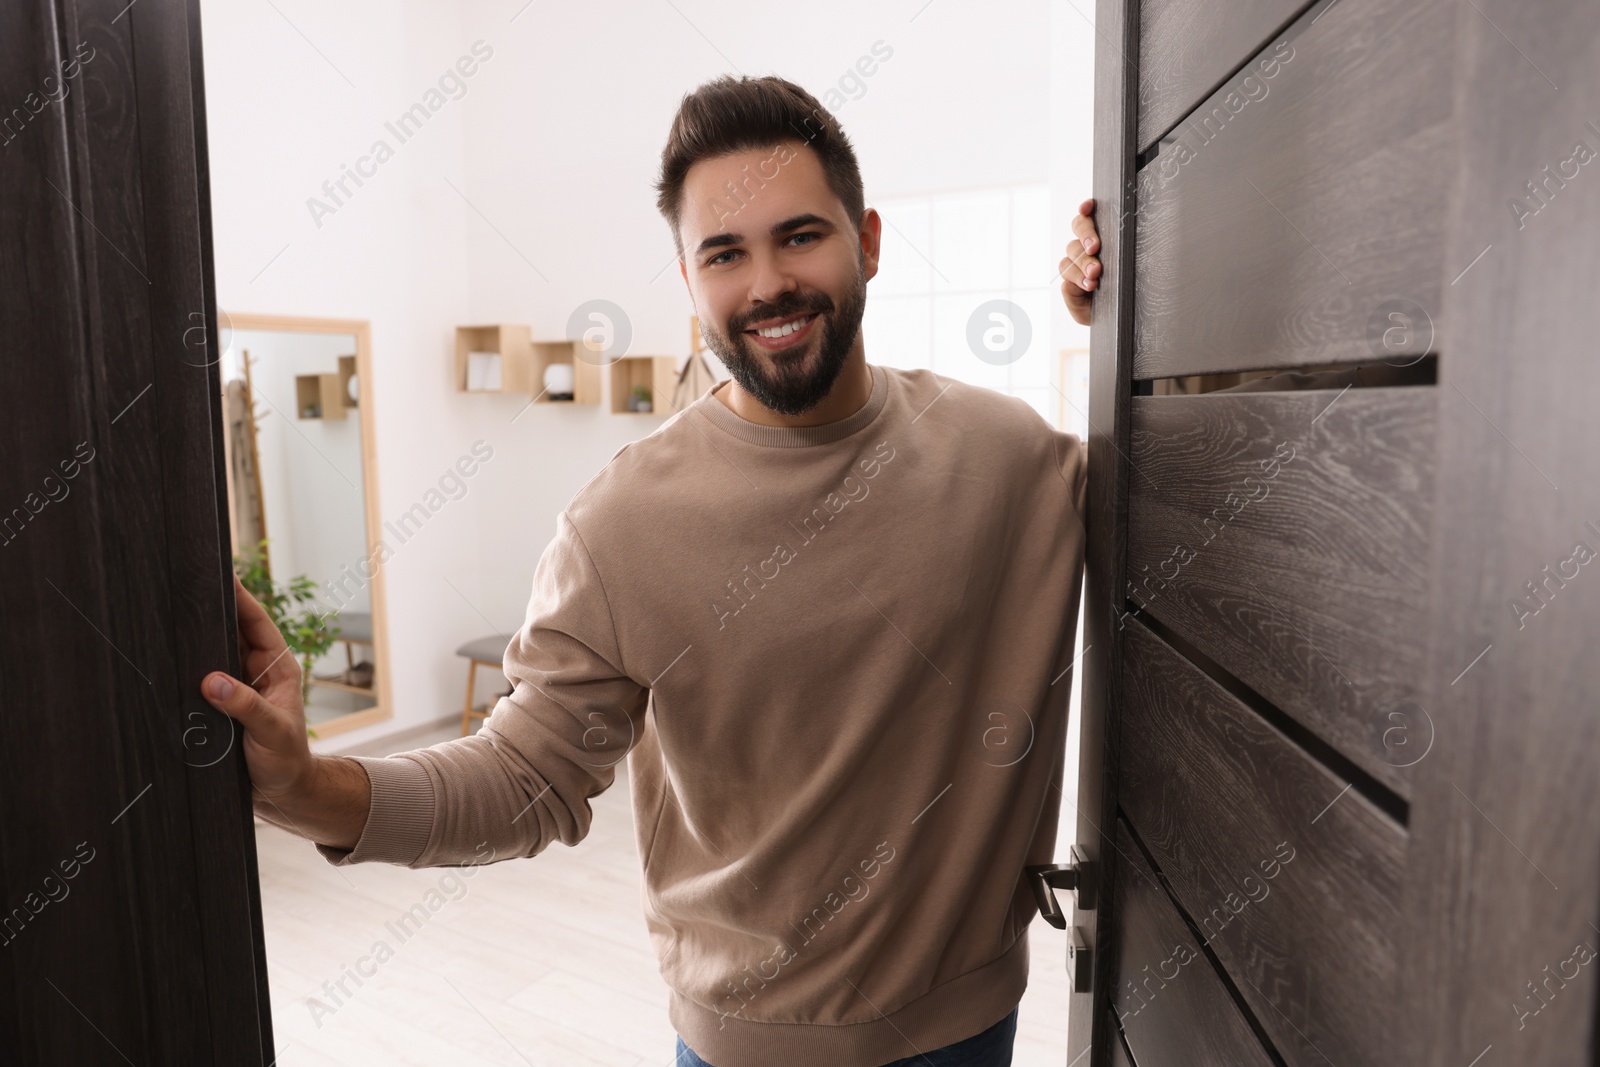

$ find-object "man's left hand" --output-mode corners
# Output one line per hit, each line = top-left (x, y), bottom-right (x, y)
(1059, 198), (1101, 326)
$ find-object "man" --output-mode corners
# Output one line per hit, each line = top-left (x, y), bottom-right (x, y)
(202, 75), (1103, 1067)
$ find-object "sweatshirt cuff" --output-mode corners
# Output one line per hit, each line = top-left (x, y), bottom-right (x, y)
(315, 755), (436, 868)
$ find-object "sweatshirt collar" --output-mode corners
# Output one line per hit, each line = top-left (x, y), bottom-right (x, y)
(694, 362), (888, 448)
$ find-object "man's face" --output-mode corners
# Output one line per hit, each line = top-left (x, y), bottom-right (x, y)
(677, 140), (880, 417)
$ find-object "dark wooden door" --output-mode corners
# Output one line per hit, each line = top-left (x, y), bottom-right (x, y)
(1068, 0), (1600, 1063)
(0, 0), (274, 1062)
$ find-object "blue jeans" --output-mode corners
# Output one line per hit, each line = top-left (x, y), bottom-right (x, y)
(673, 1004), (1018, 1067)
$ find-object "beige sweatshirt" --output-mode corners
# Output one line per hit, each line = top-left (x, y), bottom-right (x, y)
(317, 362), (1089, 1066)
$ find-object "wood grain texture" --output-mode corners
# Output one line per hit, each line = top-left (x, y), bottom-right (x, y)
(1136, 0), (1304, 151)
(1398, 1), (1600, 1062)
(1126, 387), (1436, 795)
(1110, 820), (1277, 1066)
(1119, 618), (1405, 1066)
(1132, 0), (1456, 378)
(1076, 0), (1143, 1063)
(0, 0), (273, 1062)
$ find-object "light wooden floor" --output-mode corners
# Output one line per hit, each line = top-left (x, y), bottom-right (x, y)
(260, 724), (1074, 1066)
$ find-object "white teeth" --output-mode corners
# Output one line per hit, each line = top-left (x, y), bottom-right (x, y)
(754, 314), (814, 339)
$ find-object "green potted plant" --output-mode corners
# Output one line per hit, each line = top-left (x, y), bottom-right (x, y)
(630, 383), (653, 412)
(233, 538), (342, 739)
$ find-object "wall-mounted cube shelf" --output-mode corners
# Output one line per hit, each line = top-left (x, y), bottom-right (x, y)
(456, 324), (531, 393)
(455, 325), (601, 403)
(295, 372), (348, 420)
(533, 340), (602, 404)
(610, 355), (680, 415)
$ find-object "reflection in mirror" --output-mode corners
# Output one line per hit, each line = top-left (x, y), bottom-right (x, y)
(219, 319), (390, 736)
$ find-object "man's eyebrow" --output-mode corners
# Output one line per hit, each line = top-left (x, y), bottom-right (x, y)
(695, 213), (834, 257)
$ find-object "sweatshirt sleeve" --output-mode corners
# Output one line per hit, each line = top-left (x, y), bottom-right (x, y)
(1054, 430), (1089, 524)
(316, 511), (649, 869)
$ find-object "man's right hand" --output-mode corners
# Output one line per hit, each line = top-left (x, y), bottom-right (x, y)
(200, 573), (371, 852)
(201, 572), (316, 802)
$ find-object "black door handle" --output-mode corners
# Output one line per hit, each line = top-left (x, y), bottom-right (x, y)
(1025, 845), (1097, 928)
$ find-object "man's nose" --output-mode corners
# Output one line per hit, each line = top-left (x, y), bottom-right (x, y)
(747, 252), (800, 310)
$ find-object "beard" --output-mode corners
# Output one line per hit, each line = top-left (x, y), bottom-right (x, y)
(699, 257), (867, 418)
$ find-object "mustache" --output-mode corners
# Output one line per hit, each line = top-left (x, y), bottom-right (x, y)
(733, 296), (832, 333)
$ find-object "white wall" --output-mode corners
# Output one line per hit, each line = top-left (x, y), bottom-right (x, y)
(199, 0), (1094, 756)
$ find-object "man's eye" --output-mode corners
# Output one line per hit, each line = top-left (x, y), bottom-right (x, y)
(708, 250), (737, 266)
(790, 233), (819, 247)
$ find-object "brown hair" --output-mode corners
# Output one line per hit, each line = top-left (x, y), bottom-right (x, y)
(654, 75), (865, 258)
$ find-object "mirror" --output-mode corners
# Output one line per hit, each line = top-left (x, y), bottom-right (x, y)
(218, 314), (390, 737)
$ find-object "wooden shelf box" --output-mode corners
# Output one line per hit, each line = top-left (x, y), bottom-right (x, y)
(610, 355), (680, 415)
(531, 340), (602, 404)
(455, 325), (602, 403)
(294, 373), (347, 420)
(455, 324), (533, 393)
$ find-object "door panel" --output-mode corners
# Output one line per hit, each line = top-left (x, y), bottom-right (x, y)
(1109, 819), (1276, 1066)
(1136, 0), (1303, 151)
(1133, 0), (1456, 379)
(1394, 1), (1600, 1062)
(1119, 618), (1404, 1066)
(1126, 387), (1436, 795)
(1079, 0), (1600, 1064)
(0, 0), (273, 1060)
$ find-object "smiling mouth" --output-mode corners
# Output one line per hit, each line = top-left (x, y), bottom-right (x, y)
(744, 312), (820, 350)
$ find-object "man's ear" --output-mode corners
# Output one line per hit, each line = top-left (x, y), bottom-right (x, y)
(859, 208), (883, 282)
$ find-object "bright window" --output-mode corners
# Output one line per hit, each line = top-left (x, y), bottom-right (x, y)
(863, 184), (1065, 427)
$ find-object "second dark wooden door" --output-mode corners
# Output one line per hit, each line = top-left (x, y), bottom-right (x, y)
(1067, 0), (1600, 1063)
